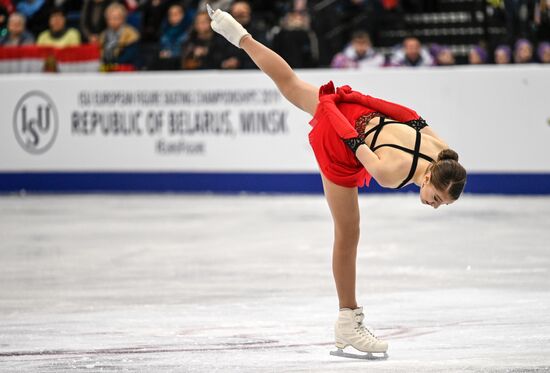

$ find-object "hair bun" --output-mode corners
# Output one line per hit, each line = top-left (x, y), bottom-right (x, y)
(437, 149), (459, 162)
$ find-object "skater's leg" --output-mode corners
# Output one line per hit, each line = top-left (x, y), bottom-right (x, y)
(239, 36), (319, 116)
(320, 173), (360, 310)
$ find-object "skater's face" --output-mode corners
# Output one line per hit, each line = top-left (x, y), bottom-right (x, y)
(419, 173), (454, 209)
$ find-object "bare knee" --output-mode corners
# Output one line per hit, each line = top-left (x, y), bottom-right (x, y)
(333, 221), (360, 253)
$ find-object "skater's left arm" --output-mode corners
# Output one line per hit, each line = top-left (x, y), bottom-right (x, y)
(354, 144), (394, 187)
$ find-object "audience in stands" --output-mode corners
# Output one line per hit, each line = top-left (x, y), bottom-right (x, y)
(81, 0), (116, 44)
(468, 46), (488, 65)
(390, 37), (434, 67)
(514, 38), (534, 63)
(538, 41), (550, 62)
(156, 3), (189, 69)
(494, 44), (512, 64)
(1, 1), (549, 71)
(36, 7), (81, 47)
(331, 31), (384, 69)
(181, 10), (226, 69)
(272, 9), (319, 68)
(0, 12), (34, 45)
(99, 2), (140, 67)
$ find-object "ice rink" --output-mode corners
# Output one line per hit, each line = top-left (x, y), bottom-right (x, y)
(1, 193), (549, 372)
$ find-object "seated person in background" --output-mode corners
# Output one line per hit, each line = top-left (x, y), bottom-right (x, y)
(468, 45), (487, 64)
(181, 10), (226, 69)
(139, 0), (174, 43)
(514, 39), (534, 63)
(538, 42), (550, 63)
(389, 37), (434, 67)
(494, 45), (511, 64)
(36, 7), (81, 47)
(272, 9), (319, 68)
(330, 31), (384, 69)
(100, 2), (140, 66)
(159, 3), (189, 60)
(0, 12), (35, 46)
(431, 45), (455, 66)
(218, 0), (268, 69)
(81, 0), (117, 44)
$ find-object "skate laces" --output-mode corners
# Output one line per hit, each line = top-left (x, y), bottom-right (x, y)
(353, 313), (379, 340)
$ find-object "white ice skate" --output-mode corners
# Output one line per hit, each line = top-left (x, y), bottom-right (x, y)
(330, 306), (389, 360)
(206, 4), (250, 48)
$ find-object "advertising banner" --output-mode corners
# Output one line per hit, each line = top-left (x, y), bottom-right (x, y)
(1, 66), (549, 193)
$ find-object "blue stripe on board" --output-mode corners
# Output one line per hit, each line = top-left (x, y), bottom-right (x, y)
(0, 172), (549, 195)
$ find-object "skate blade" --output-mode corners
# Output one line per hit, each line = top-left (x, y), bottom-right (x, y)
(330, 348), (388, 361)
(206, 4), (215, 18)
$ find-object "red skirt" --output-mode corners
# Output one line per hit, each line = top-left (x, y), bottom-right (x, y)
(307, 81), (422, 188)
(308, 83), (373, 188)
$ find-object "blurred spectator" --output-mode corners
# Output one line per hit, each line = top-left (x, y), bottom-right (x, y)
(139, 0), (174, 43)
(16, 0), (51, 36)
(538, 41), (550, 62)
(0, 12), (34, 45)
(36, 7), (81, 47)
(217, 0), (268, 69)
(230, 0), (267, 43)
(156, 3), (189, 69)
(468, 46), (488, 64)
(181, 10), (226, 69)
(535, 0), (550, 40)
(272, 10), (319, 68)
(433, 45), (455, 66)
(99, 2), (140, 66)
(494, 44), (512, 64)
(197, 0), (231, 12)
(81, 0), (117, 44)
(514, 38), (534, 63)
(390, 37), (434, 67)
(330, 31), (383, 68)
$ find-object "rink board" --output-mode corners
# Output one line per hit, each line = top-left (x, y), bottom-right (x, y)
(1, 67), (549, 194)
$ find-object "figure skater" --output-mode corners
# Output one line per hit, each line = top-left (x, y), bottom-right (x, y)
(206, 4), (467, 360)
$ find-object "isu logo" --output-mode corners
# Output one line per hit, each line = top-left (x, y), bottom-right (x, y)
(13, 91), (59, 154)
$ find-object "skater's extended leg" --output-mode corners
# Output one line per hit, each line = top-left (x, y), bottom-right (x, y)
(320, 174), (360, 310)
(239, 36), (318, 115)
(208, 6), (318, 115)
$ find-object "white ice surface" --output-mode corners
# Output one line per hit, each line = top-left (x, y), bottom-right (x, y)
(0, 194), (549, 372)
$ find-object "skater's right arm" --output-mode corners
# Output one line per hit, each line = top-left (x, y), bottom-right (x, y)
(208, 6), (318, 116)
